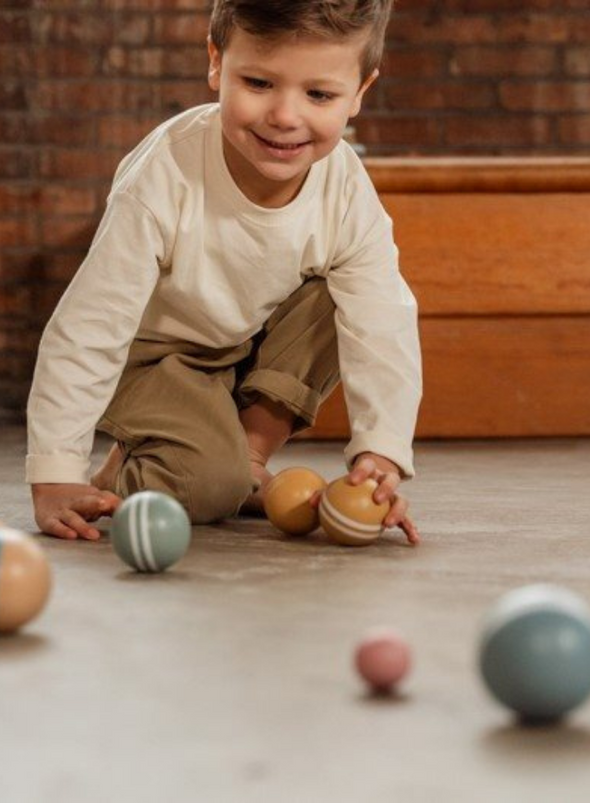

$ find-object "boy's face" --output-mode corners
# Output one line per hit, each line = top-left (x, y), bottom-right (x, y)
(208, 28), (377, 206)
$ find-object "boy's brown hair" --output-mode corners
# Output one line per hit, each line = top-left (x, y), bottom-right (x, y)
(209, 0), (393, 83)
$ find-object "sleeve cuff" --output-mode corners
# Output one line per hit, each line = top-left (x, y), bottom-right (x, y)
(344, 433), (415, 480)
(26, 454), (91, 484)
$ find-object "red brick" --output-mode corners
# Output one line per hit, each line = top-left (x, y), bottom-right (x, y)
(152, 13), (210, 45)
(39, 148), (121, 181)
(41, 217), (96, 249)
(35, 283), (70, 320)
(444, 114), (552, 149)
(0, 45), (33, 74)
(570, 18), (590, 44)
(32, 80), (154, 112)
(355, 115), (440, 150)
(445, 0), (554, 10)
(42, 251), (88, 282)
(498, 14), (571, 44)
(389, 13), (498, 44)
(500, 81), (590, 113)
(28, 114), (96, 147)
(384, 80), (496, 111)
(33, 46), (99, 77)
(40, 185), (97, 216)
(0, 11), (30, 44)
(97, 115), (163, 149)
(34, 12), (114, 47)
(102, 0), (210, 8)
(152, 80), (216, 113)
(558, 115), (590, 146)
(0, 148), (33, 179)
(0, 252), (44, 283)
(0, 114), (29, 144)
(0, 286), (30, 317)
(0, 217), (36, 248)
(451, 46), (557, 77)
(0, 184), (40, 215)
(0, 81), (27, 111)
(34, 11), (149, 47)
(103, 46), (209, 79)
(381, 48), (447, 80)
(565, 48), (590, 78)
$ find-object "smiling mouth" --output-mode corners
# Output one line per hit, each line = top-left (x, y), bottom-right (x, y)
(253, 132), (311, 150)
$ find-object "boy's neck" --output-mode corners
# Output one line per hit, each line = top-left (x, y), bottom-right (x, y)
(221, 134), (310, 209)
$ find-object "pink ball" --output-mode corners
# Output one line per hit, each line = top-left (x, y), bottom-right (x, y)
(354, 628), (411, 691)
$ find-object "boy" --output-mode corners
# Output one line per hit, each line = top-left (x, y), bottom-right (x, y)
(27, 0), (422, 544)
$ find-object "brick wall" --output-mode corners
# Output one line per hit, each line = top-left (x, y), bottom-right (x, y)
(1, 0), (589, 419)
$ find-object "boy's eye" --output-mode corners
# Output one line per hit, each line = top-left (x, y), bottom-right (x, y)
(243, 77), (271, 90)
(307, 89), (336, 103)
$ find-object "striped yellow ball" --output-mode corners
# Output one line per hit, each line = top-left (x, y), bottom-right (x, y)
(319, 477), (389, 547)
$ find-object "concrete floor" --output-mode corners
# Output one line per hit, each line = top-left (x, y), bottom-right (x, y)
(1, 426), (590, 803)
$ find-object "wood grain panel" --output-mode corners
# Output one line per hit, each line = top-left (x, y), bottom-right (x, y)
(302, 317), (590, 439)
(365, 157), (590, 193)
(383, 193), (590, 316)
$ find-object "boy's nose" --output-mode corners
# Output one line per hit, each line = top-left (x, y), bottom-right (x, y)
(267, 95), (302, 129)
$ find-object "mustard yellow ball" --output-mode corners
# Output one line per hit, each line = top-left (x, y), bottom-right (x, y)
(264, 467), (327, 536)
(0, 527), (52, 632)
(319, 476), (389, 546)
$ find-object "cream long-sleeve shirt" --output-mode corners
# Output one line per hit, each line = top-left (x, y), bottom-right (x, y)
(26, 103), (422, 484)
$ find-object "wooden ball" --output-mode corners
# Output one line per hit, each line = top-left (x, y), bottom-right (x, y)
(264, 467), (327, 536)
(110, 491), (191, 572)
(0, 527), (52, 632)
(355, 628), (412, 691)
(319, 476), (389, 546)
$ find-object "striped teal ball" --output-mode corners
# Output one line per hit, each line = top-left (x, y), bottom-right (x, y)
(479, 585), (590, 722)
(110, 491), (191, 572)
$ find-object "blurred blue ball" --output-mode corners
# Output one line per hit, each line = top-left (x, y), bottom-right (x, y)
(479, 585), (590, 722)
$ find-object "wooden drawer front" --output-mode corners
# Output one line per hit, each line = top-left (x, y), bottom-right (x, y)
(305, 316), (590, 439)
(382, 193), (590, 316)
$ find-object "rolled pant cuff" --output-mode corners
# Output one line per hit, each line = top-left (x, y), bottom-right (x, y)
(238, 369), (321, 432)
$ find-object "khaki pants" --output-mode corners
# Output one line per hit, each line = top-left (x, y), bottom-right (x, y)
(97, 278), (339, 523)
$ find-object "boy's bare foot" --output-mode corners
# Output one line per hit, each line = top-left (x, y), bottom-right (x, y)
(91, 441), (124, 492)
(240, 462), (274, 516)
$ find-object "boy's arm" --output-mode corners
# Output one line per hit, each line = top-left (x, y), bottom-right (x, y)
(27, 192), (163, 488)
(327, 220), (422, 479)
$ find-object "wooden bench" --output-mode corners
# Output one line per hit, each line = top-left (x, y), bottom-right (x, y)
(306, 157), (590, 439)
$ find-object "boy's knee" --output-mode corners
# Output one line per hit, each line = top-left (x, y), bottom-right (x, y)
(185, 461), (253, 524)
(117, 440), (253, 524)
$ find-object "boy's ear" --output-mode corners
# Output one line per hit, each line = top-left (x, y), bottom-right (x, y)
(207, 36), (222, 91)
(349, 68), (379, 118)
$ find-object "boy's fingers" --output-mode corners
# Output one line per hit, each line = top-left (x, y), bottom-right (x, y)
(383, 494), (409, 528)
(72, 494), (115, 520)
(349, 457), (376, 484)
(43, 517), (79, 540)
(60, 509), (101, 540)
(374, 473), (401, 503)
(99, 491), (122, 510)
(399, 516), (420, 545)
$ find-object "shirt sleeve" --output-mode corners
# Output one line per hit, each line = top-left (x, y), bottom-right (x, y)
(326, 183), (422, 479)
(26, 191), (164, 484)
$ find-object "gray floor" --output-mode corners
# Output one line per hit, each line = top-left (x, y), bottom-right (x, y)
(1, 426), (590, 803)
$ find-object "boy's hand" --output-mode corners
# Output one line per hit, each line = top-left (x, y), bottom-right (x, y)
(32, 483), (122, 541)
(348, 452), (420, 546)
